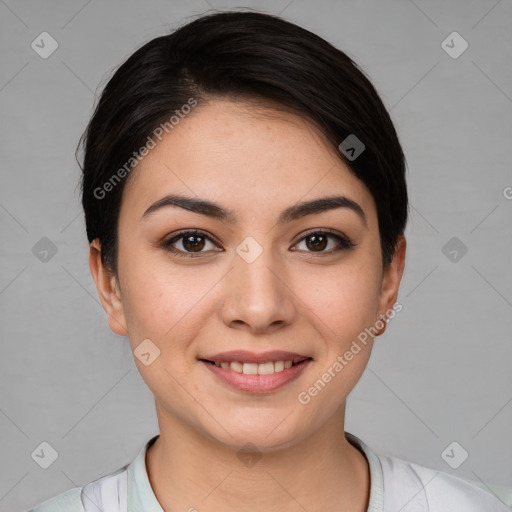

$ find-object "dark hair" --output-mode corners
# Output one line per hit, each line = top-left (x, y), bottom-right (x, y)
(78, 10), (408, 276)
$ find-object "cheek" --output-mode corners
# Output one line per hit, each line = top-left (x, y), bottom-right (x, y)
(293, 263), (381, 413)
(118, 247), (220, 349)
(296, 259), (382, 341)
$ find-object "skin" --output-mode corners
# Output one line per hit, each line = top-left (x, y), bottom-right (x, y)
(90, 98), (406, 512)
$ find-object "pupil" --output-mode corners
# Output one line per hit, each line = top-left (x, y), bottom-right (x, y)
(183, 235), (205, 252)
(306, 234), (327, 251)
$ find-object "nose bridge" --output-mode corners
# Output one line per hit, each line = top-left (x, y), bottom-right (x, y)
(221, 235), (295, 332)
(237, 238), (281, 291)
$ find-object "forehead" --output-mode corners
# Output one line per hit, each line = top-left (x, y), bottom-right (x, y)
(120, 99), (376, 225)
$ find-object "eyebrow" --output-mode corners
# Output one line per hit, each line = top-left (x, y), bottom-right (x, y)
(142, 194), (367, 226)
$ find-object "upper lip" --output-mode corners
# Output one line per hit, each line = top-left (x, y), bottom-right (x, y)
(199, 350), (312, 364)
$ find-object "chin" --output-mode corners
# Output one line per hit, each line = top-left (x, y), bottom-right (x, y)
(200, 410), (310, 453)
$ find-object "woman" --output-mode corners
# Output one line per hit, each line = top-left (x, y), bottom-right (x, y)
(27, 10), (509, 512)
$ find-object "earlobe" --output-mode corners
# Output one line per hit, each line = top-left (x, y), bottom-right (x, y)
(88, 239), (128, 336)
(376, 236), (406, 336)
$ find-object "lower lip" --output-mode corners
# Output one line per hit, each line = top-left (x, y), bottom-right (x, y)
(200, 359), (312, 393)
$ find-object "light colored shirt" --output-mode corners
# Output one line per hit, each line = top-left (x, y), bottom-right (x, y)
(26, 432), (512, 511)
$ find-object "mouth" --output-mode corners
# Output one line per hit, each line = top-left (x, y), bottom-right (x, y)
(197, 350), (313, 393)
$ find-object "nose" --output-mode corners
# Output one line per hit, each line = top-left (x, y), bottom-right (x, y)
(219, 243), (297, 335)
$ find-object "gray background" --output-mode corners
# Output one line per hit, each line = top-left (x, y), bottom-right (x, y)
(1, 1), (511, 511)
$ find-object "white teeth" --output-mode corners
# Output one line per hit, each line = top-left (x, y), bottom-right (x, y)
(274, 361), (285, 372)
(257, 362), (275, 375)
(230, 361), (243, 373)
(243, 363), (258, 375)
(212, 360), (298, 374)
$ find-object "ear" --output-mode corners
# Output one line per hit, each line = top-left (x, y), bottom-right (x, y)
(375, 235), (406, 336)
(88, 239), (128, 336)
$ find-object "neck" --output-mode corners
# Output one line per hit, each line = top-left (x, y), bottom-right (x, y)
(145, 403), (370, 512)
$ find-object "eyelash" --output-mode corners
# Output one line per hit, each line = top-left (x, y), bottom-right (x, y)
(161, 229), (355, 258)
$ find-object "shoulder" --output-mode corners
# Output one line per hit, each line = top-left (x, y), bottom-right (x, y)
(25, 487), (84, 512)
(379, 454), (511, 511)
(26, 463), (129, 512)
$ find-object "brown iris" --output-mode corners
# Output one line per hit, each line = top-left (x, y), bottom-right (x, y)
(305, 234), (328, 251)
(182, 234), (206, 252)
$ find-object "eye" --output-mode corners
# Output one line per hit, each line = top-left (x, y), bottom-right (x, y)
(292, 230), (355, 255)
(162, 230), (220, 258)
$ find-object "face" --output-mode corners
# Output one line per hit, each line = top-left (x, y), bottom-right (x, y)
(91, 98), (405, 452)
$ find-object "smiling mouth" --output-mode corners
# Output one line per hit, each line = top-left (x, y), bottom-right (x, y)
(199, 358), (312, 375)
